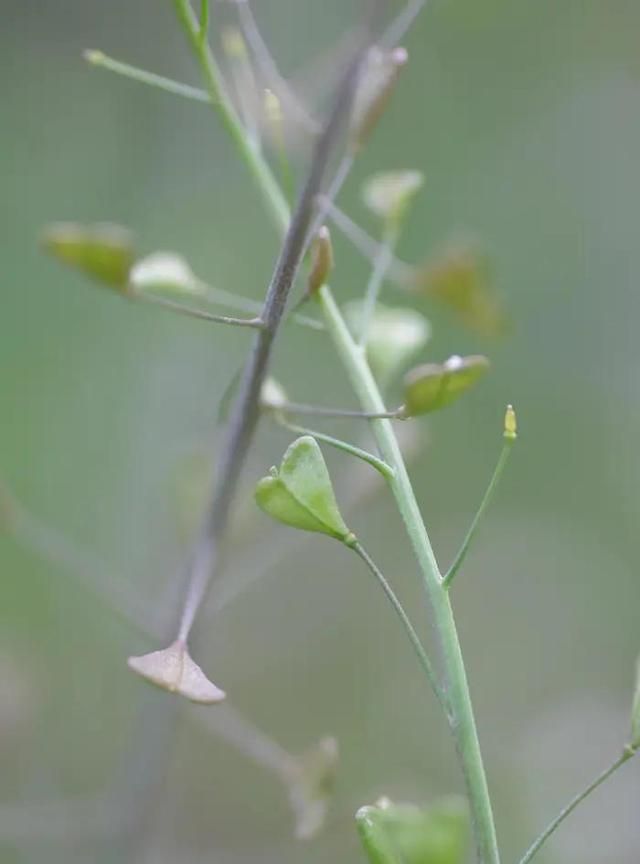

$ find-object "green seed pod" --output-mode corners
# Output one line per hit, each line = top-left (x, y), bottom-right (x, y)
(344, 301), (431, 386)
(255, 436), (352, 542)
(306, 226), (334, 296)
(356, 796), (468, 864)
(42, 222), (134, 291)
(412, 240), (505, 337)
(362, 170), (424, 226)
(351, 46), (408, 152)
(402, 355), (490, 417)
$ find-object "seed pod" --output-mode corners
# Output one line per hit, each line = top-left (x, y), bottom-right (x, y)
(306, 227), (334, 296)
(402, 355), (490, 417)
(344, 301), (430, 385)
(412, 241), (505, 337)
(350, 46), (408, 152)
(43, 222), (134, 291)
(127, 640), (225, 704)
(255, 436), (352, 542)
(362, 170), (424, 226)
(129, 251), (198, 297)
(356, 796), (468, 864)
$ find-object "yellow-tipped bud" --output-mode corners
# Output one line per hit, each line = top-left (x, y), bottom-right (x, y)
(504, 404), (517, 440)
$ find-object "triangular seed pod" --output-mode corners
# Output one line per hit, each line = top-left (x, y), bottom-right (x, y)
(255, 436), (352, 542)
(127, 640), (225, 704)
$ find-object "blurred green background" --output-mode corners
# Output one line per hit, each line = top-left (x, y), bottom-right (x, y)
(2, 1), (640, 862)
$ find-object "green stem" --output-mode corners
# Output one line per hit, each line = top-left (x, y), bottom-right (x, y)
(318, 283), (500, 864)
(443, 439), (514, 589)
(518, 747), (637, 864)
(83, 50), (211, 103)
(137, 292), (263, 328)
(351, 540), (446, 710)
(275, 415), (395, 480)
(173, 0), (289, 236)
(273, 399), (401, 421)
(357, 221), (399, 346)
(193, 279), (324, 331)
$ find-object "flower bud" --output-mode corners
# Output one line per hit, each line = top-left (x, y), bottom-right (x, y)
(504, 404), (517, 440)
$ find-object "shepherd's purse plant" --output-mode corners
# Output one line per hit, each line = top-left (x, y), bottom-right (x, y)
(29, 1), (640, 862)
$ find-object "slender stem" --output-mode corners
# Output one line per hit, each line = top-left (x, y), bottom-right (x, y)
(83, 50), (211, 103)
(196, 701), (297, 783)
(352, 540), (446, 710)
(304, 153), (354, 258)
(234, 0), (319, 136)
(271, 399), (402, 421)
(274, 414), (395, 480)
(6, 490), (150, 634)
(264, 88), (296, 204)
(443, 439), (514, 589)
(321, 195), (413, 284)
(518, 747), (637, 864)
(318, 284), (500, 864)
(138, 292), (264, 327)
(173, 0), (289, 236)
(194, 279), (324, 330)
(380, 0), (431, 49)
(199, 0), (209, 40)
(357, 222), (399, 346)
(223, 27), (261, 151)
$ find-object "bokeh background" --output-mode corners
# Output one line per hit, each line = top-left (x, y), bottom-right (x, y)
(2, 1), (640, 862)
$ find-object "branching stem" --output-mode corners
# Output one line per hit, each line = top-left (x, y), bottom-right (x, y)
(443, 438), (515, 589)
(138, 291), (264, 328)
(357, 221), (400, 346)
(83, 49), (211, 103)
(317, 284), (500, 864)
(267, 399), (402, 421)
(517, 747), (637, 864)
(273, 413), (395, 480)
(351, 540), (446, 710)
